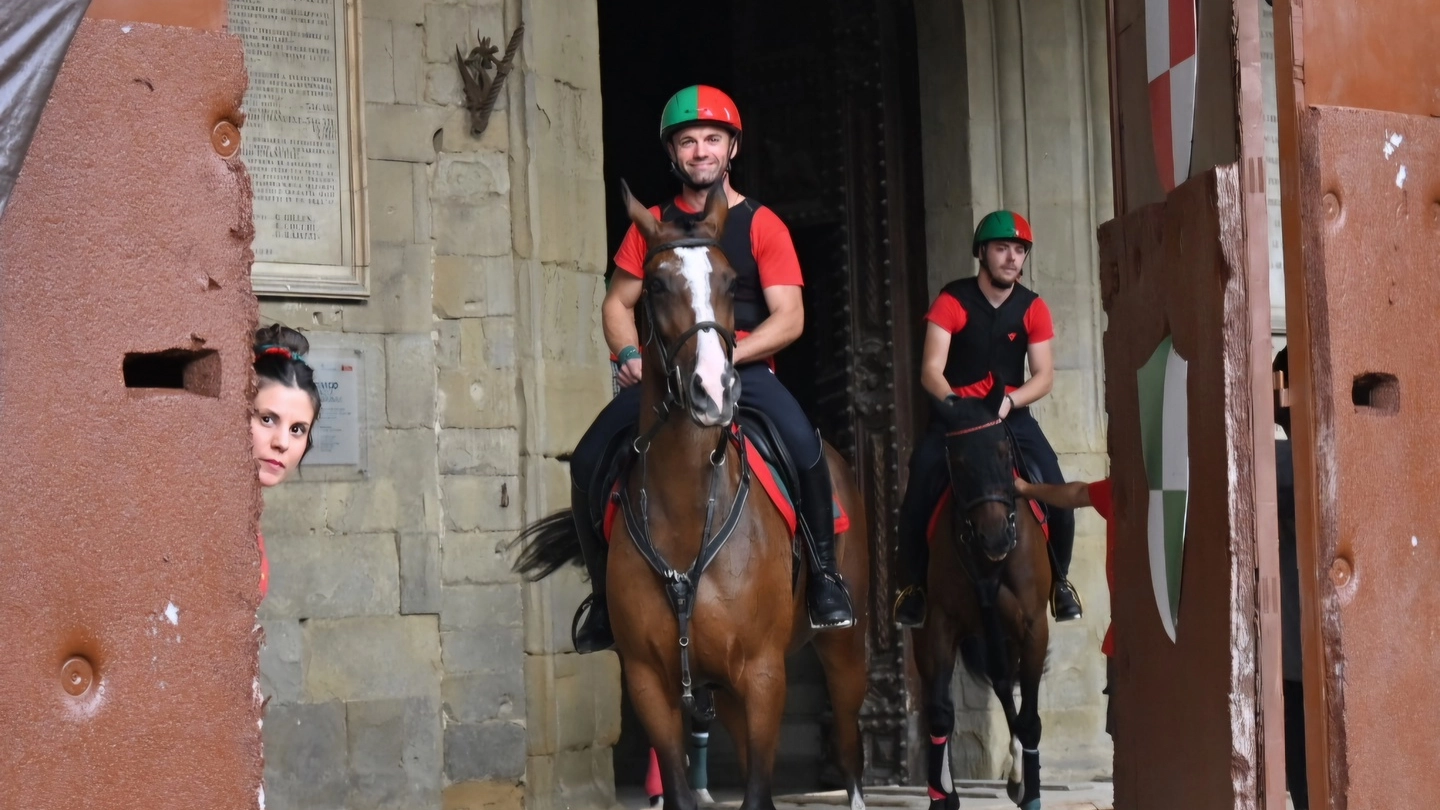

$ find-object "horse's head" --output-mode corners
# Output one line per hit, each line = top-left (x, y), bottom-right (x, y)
(939, 396), (1019, 562)
(622, 179), (740, 427)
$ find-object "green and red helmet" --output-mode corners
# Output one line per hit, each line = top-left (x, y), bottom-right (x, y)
(659, 85), (743, 143)
(971, 210), (1034, 257)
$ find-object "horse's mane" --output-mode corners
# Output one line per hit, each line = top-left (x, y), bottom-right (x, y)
(948, 396), (999, 428)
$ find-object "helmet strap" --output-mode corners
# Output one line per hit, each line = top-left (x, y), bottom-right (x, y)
(668, 154), (734, 191)
(665, 132), (740, 190)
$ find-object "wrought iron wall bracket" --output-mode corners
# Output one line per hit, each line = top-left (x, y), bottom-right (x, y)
(455, 23), (524, 138)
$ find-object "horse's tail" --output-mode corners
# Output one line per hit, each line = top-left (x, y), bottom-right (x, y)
(958, 635), (995, 688)
(959, 604), (1016, 687)
(959, 622), (1051, 689)
(507, 510), (584, 581)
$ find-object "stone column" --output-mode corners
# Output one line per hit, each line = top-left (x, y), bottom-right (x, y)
(507, 0), (622, 807)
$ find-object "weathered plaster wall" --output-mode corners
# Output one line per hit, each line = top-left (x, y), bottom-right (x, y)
(254, 0), (616, 807)
(915, 0), (1116, 781)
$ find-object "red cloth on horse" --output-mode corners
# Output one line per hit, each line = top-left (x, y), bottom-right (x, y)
(926, 486), (1050, 545)
(602, 434), (850, 542)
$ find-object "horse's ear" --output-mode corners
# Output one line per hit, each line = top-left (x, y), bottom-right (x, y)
(698, 177), (729, 239)
(621, 179), (664, 245)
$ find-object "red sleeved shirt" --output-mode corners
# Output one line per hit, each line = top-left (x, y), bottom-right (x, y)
(612, 198), (803, 288)
(610, 197), (802, 365)
(923, 290), (1055, 398)
(1087, 478), (1116, 656)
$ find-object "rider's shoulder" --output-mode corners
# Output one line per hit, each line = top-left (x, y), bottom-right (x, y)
(938, 275), (980, 301)
(1013, 280), (1040, 299)
(745, 198), (777, 222)
(748, 201), (797, 240)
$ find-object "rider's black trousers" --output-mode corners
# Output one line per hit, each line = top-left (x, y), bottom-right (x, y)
(897, 407), (1076, 590)
(569, 363), (825, 524)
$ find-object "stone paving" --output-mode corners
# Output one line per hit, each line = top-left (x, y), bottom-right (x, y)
(624, 782), (1307, 809)
(621, 781), (1115, 809)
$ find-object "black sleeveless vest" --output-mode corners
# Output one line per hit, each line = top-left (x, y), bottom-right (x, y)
(940, 276), (1039, 391)
(660, 198), (769, 332)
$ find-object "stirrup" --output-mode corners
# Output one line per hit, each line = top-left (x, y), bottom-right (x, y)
(571, 593), (614, 652)
(893, 585), (927, 628)
(1049, 579), (1084, 621)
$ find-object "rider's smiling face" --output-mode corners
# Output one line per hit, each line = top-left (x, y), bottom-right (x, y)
(980, 239), (1029, 290)
(669, 125), (737, 187)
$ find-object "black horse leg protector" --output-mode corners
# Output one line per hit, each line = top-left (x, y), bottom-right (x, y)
(925, 672), (957, 807)
(1021, 749), (1041, 805)
(1018, 709), (1042, 805)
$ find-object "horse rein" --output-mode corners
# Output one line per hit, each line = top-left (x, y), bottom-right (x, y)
(618, 235), (750, 721)
(637, 237), (739, 424)
(944, 418), (1020, 561)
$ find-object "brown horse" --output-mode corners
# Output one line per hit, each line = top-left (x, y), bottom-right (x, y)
(512, 183), (870, 810)
(910, 396), (1051, 810)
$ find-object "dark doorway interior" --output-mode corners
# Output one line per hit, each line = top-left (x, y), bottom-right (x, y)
(597, 0), (932, 791)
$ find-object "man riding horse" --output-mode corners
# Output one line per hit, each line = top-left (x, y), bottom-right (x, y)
(893, 211), (1084, 626)
(567, 85), (855, 653)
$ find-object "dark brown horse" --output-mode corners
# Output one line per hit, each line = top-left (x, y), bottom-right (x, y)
(512, 183), (870, 810)
(911, 397), (1051, 810)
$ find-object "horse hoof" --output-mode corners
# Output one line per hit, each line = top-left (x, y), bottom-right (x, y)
(694, 788), (714, 805)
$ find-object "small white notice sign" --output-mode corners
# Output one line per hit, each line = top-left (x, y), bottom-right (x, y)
(303, 347), (366, 469)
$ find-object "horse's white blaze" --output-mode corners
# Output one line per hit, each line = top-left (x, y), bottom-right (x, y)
(675, 247), (728, 410)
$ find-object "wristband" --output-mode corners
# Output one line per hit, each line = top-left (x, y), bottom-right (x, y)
(617, 345), (641, 364)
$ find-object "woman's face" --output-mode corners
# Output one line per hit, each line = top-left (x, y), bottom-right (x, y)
(252, 382), (316, 487)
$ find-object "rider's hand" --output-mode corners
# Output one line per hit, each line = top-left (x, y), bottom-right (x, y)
(998, 394), (1014, 419)
(617, 358), (643, 387)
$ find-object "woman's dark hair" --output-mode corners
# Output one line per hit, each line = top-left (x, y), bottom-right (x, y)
(254, 323), (321, 425)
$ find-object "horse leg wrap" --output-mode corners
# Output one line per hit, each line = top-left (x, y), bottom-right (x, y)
(1021, 748), (1041, 806)
(925, 734), (957, 809)
(645, 748), (663, 801)
(688, 729), (710, 792)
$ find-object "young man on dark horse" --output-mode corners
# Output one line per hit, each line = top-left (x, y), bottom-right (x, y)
(893, 212), (1084, 626)
(567, 85), (855, 653)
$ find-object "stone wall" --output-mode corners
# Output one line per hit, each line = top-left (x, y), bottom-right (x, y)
(255, 0), (616, 807)
(915, 0), (1116, 782)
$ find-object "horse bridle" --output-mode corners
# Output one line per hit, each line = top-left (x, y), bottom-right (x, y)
(944, 418), (1019, 558)
(617, 235), (749, 721)
(638, 237), (739, 425)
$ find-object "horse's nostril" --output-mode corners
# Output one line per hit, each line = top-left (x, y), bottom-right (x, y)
(690, 374), (708, 400)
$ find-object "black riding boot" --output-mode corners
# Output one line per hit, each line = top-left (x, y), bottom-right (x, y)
(797, 458), (856, 629)
(1047, 528), (1083, 622)
(893, 488), (933, 628)
(571, 482), (615, 653)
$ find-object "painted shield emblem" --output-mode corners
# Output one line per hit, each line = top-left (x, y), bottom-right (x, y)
(1137, 336), (1189, 642)
(1146, 0), (1199, 191)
